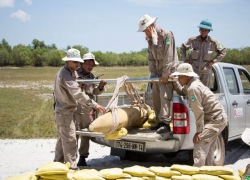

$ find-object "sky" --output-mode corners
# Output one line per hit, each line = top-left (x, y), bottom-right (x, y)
(0, 0), (249, 53)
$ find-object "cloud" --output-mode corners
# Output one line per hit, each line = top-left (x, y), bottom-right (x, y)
(24, 0), (32, 5)
(0, 0), (14, 8)
(11, 10), (31, 22)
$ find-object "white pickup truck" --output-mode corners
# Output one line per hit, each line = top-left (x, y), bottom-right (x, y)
(76, 62), (250, 165)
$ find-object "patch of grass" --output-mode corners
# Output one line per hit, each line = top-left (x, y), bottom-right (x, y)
(0, 88), (55, 139)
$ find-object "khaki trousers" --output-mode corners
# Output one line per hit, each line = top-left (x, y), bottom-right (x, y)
(54, 113), (77, 169)
(152, 82), (173, 124)
(193, 117), (227, 167)
(74, 112), (91, 158)
(197, 72), (212, 88)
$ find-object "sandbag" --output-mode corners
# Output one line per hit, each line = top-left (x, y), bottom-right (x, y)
(35, 162), (70, 176)
(238, 169), (244, 178)
(142, 120), (158, 129)
(99, 167), (131, 179)
(104, 127), (128, 140)
(192, 174), (223, 180)
(170, 164), (199, 175)
(171, 174), (192, 180)
(72, 169), (105, 180)
(142, 110), (157, 129)
(5, 172), (37, 180)
(199, 166), (233, 176)
(40, 174), (69, 180)
(149, 166), (181, 178)
(89, 105), (151, 134)
(123, 165), (155, 177)
(219, 173), (241, 180)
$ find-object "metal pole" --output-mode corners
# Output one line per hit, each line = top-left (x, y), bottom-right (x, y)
(76, 77), (177, 84)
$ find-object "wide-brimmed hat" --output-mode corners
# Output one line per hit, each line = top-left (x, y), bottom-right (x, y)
(137, 14), (157, 32)
(197, 19), (213, 31)
(82, 52), (99, 66)
(171, 63), (199, 77)
(62, 48), (84, 62)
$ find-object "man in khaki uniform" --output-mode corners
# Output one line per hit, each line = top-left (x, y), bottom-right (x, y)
(74, 52), (106, 166)
(171, 63), (227, 167)
(53, 48), (93, 170)
(137, 14), (179, 138)
(180, 19), (226, 87)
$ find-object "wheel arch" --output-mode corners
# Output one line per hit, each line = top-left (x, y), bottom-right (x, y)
(222, 125), (229, 145)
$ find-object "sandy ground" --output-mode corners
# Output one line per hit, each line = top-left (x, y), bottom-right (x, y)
(0, 139), (249, 180)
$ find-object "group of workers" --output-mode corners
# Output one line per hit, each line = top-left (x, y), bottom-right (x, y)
(53, 14), (228, 170)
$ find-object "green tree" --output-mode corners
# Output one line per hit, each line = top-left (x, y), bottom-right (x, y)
(0, 48), (10, 66)
(92, 51), (106, 66)
(12, 44), (32, 66)
(47, 43), (57, 50)
(33, 48), (46, 66)
(1, 39), (12, 53)
(31, 39), (46, 50)
(48, 49), (65, 67)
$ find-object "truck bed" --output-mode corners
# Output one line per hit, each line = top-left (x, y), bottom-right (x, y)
(76, 128), (181, 153)
(76, 128), (172, 141)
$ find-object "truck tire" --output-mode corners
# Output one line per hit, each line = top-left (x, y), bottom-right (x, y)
(213, 133), (225, 166)
(123, 150), (149, 162)
(188, 134), (225, 166)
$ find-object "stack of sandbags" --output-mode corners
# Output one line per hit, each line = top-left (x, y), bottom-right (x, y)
(5, 163), (245, 180)
(99, 168), (132, 179)
(123, 165), (156, 179)
(35, 162), (70, 180)
(169, 164), (241, 180)
(72, 169), (105, 180)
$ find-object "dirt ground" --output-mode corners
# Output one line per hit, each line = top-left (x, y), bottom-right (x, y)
(0, 139), (249, 180)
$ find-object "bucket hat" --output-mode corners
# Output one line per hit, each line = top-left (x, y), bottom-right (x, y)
(197, 19), (213, 31)
(83, 52), (99, 66)
(62, 48), (84, 62)
(137, 14), (157, 32)
(171, 63), (199, 77)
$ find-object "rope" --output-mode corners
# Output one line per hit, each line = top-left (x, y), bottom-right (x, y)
(124, 82), (149, 119)
(105, 75), (128, 134)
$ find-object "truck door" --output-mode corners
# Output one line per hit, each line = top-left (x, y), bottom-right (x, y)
(237, 68), (250, 129)
(223, 67), (246, 137)
(210, 68), (228, 114)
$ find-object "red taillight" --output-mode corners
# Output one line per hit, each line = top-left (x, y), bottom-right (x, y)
(173, 103), (189, 134)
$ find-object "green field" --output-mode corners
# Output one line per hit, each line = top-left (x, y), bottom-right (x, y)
(0, 66), (149, 139)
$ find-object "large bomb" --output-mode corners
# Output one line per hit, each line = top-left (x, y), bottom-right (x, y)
(89, 104), (151, 134)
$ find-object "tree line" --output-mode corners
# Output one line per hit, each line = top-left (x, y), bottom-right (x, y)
(0, 38), (249, 67)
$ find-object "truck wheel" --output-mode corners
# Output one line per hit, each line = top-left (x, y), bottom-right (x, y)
(213, 133), (225, 166)
(188, 134), (225, 166)
(123, 151), (148, 162)
(188, 150), (194, 165)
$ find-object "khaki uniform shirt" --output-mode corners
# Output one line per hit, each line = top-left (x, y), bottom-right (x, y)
(54, 64), (92, 114)
(185, 77), (227, 133)
(75, 67), (104, 114)
(148, 26), (179, 78)
(180, 35), (226, 74)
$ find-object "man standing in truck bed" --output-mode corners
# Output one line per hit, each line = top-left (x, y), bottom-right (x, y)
(171, 63), (228, 167)
(180, 19), (226, 87)
(137, 14), (179, 139)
